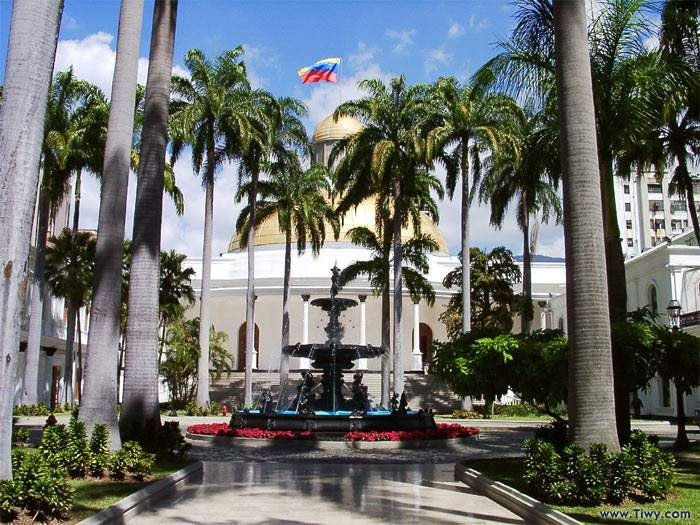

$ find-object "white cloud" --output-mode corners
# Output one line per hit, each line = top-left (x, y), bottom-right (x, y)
(349, 41), (380, 67)
(241, 43), (279, 90)
(385, 29), (416, 54)
(468, 15), (489, 33)
(424, 47), (453, 74)
(447, 21), (464, 39)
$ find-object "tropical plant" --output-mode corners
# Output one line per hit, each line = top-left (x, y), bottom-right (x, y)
(426, 75), (519, 334)
(120, 0), (179, 439)
(170, 46), (262, 408)
(80, 0), (145, 452)
(159, 317), (233, 408)
(236, 95), (308, 407)
(44, 228), (97, 402)
(440, 247), (523, 338)
(0, 0), (63, 478)
(552, 0), (619, 451)
(479, 100), (561, 333)
(158, 250), (196, 355)
(237, 156), (338, 402)
(331, 75), (435, 396)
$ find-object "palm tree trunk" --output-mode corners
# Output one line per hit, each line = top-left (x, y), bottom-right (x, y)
(461, 142), (471, 333)
(521, 212), (532, 334)
(75, 309), (82, 402)
(553, 0), (620, 452)
(381, 286), (391, 408)
(23, 185), (51, 406)
(392, 178), (404, 396)
(244, 170), (258, 408)
(81, 0), (144, 452)
(197, 164), (214, 408)
(0, 0), (63, 479)
(674, 384), (689, 448)
(120, 0), (178, 439)
(278, 229), (292, 406)
(63, 170), (82, 405)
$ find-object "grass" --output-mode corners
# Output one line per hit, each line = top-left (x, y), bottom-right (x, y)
(68, 459), (194, 523)
(462, 457), (699, 524)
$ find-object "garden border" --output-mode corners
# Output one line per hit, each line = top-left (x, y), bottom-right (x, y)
(454, 464), (581, 525)
(76, 460), (203, 525)
(186, 432), (479, 450)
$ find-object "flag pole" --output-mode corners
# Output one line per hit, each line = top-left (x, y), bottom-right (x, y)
(339, 57), (343, 105)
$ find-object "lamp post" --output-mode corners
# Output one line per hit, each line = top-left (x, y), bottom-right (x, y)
(667, 299), (681, 329)
(666, 299), (689, 449)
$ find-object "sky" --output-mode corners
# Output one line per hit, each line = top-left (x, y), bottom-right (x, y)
(0, 0), (567, 260)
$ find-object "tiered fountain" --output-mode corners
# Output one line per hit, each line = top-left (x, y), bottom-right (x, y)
(230, 266), (436, 432)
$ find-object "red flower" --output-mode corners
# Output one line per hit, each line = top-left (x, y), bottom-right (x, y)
(187, 423), (317, 441)
(343, 424), (480, 442)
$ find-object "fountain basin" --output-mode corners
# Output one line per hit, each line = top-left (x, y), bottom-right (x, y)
(230, 410), (436, 433)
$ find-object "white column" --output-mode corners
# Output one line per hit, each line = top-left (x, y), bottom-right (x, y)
(252, 295), (258, 369)
(300, 295), (310, 369)
(540, 308), (547, 330)
(412, 300), (423, 371)
(358, 295), (367, 370)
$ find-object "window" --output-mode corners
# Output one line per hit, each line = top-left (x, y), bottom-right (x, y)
(649, 200), (662, 212)
(625, 203), (632, 212)
(627, 238), (633, 247)
(660, 377), (671, 408)
(648, 284), (658, 315)
(626, 220), (632, 230)
(624, 184), (630, 194)
(648, 183), (662, 194)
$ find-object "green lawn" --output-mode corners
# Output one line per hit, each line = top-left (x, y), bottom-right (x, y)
(68, 459), (194, 523)
(462, 457), (699, 524)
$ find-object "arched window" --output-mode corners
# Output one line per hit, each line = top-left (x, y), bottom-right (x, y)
(237, 323), (259, 371)
(648, 284), (658, 315)
(411, 323), (434, 365)
(557, 316), (565, 331)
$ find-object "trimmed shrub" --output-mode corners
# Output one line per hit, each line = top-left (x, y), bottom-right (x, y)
(108, 441), (155, 480)
(12, 449), (73, 520)
(89, 424), (110, 477)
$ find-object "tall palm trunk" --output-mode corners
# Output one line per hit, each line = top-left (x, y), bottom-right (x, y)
(680, 165), (700, 247)
(521, 211), (533, 334)
(392, 178), (404, 396)
(81, 0), (144, 451)
(278, 229), (292, 405)
(23, 185), (51, 406)
(553, 0), (620, 452)
(381, 286), (391, 408)
(65, 170), (82, 404)
(460, 142), (471, 333)
(0, 0), (63, 479)
(120, 0), (178, 438)
(244, 170), (258, 407)
(196, 162), (214, 408)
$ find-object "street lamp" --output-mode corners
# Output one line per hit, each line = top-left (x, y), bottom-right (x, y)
(667, 299), (681, 329)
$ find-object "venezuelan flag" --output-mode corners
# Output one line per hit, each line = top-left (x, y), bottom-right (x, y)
(297, 58), (340, 84)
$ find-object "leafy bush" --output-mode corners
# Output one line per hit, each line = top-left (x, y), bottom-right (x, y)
(534, 420), (569, 453)
(39, 424), (68, 459)
(89, 424), (110, 477)
(185, 401), (197, 416)
(451, 410), (483, 419)
(108, 441), (155, 480)
(156, 422), (191, 459)
(523, 432), (675, 506)
(210, 401), (219, 416)
(0, 480), (19, 522)
(12, 419), (29, 444)
(64, 418), (91, 477)
(12, 449), (73, 520)
(12, 402), (51, 417)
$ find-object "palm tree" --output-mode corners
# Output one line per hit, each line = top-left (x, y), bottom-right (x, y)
(80, 0), (144, 451)
(332, 76), (434, 396)
(236, 157), (338, 403)
(479, 101), (561, 333)
(426, 76), (519, 334)
(158, 249), (195, 358)
(24, 71), (107, 407)
(120, 0), (179, 439)
(552, 0), (619, 452)
(170, 47), (259, 408)
(0, 0), (63, 479)
(236, 95), (308, 407)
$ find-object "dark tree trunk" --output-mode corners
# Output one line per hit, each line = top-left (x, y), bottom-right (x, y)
(521, 212), (532, 334)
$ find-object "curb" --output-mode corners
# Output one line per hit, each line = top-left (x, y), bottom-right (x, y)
(77, 461), (203, 525)
(186, 432), (479, 450)
(454, 464), (581, 525)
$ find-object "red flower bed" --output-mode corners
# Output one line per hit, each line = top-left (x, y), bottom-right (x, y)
(187, 422), (478, 443)
(187, 423), (316, 441)
(343, 424), (480, 442)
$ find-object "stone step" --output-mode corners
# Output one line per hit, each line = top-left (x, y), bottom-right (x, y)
(210, 371), (463, 413)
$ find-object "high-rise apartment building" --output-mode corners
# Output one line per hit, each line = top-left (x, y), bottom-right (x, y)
(615, 170), (700, 258)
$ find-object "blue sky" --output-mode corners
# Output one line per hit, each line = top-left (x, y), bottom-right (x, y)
(0, 0), (566, 260)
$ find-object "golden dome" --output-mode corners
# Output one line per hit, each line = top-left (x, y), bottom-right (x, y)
(312, 114), (363, 143)
(228, 196), (449, 254)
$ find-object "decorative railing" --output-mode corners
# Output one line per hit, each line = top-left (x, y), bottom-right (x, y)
(680, 310), (700, 328)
